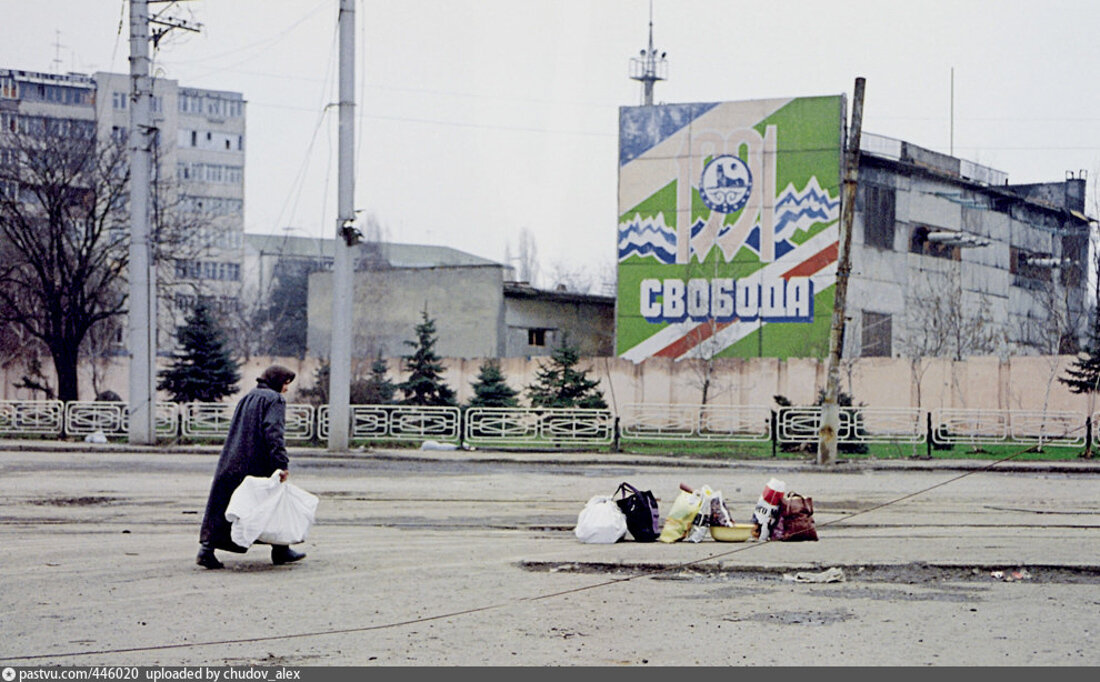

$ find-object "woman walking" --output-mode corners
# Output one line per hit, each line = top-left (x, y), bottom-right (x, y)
(196, 364), (305, 569)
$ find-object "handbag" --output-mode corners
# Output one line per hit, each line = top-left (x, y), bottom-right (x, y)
(614, 482), (660, 542)
(773, 492), (818, 542)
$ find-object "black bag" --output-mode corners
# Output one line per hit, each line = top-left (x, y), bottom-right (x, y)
(614, 482), (660, 542)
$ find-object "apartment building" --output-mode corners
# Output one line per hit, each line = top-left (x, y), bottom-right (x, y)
(0, 67), (246, 350)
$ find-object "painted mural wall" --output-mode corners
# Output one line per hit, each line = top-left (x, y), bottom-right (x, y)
(617, 95), (845, 362)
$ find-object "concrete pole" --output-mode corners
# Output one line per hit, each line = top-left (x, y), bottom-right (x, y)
(127, 0), (156, 444)
(818, 77), (865, 465)
(327, 0), (355, 451)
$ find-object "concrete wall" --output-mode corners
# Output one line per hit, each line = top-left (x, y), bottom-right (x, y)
(307, 265), (506, 359)
(503, 295), (615, 357)
(5, 354), (1097, 417)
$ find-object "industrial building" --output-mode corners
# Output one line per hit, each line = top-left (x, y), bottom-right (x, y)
(850, 133), (1091, 359)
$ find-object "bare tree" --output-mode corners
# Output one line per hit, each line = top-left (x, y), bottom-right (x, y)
(514, 227), (540, 287)
(0, 116), (130, 402)
(546, 260), (593, 294)
(905, 266), (1004, 362)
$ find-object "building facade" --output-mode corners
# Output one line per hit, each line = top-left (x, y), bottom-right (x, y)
(0, 67), (246, 352)
(301, 240), (615, 361)
(851, 134), (1091, 359)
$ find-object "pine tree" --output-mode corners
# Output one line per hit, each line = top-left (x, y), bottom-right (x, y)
(526, 340), (607, 409)
(355, 355), (397, 404)
(157, 303), (241, 403)
(398, 310), (456, 406)
(1059, 315), (1100, 458)
(1059, 318), (1100, 395)
(468, 358), (519, 408)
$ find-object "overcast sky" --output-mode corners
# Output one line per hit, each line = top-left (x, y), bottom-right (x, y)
(3, 0), (1100, 288)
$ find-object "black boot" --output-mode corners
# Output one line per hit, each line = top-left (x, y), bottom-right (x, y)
(196, 544), (224, 569)
(271, 545), (306, 565)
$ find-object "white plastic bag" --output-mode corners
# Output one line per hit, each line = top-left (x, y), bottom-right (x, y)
(574, 495), (627, 544)
(225, 471), (319, 548)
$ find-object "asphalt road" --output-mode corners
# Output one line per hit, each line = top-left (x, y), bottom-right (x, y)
(0, 444), (1098, 667)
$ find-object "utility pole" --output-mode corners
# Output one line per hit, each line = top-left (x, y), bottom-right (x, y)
(328, 0), (360, 451)
(127, 1), (200, 445)
(818, 77), (865, 466)
(127, 0), (156, 444)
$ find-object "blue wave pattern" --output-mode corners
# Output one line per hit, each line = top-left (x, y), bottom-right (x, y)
(618, 214), (677, 263)
(619, 178), (838, 264)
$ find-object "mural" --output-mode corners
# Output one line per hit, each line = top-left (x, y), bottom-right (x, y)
(617, 96), (845, 362)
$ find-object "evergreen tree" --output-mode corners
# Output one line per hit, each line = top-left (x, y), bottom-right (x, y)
(158, 303), (241, 403)
(1059, 315), (1100, 458)
(468, 358), (520, 407)
(526, 340), (607, 409)
(398, 310), (456, 406)
(1059, 320), (1100, 395)
(355, 355), (397, 404)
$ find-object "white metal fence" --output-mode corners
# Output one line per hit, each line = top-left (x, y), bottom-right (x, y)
(619, 403), (772, 441)
(464, 407), (615, 446)
(0, 400), (1092, 451)
(318, 405), (460, 442)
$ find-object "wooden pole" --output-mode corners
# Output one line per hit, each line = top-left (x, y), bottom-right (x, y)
(818, 77), (865, 465)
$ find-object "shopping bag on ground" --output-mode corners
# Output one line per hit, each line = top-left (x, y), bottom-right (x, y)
(614, 482), (661, 543)
(658, 485), (706, 543)
(575, 495), (627, 544)
(225, 470), (320, 548)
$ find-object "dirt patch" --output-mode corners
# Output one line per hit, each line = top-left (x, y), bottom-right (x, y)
(723, 608), (855, 625)
(27, 496), (120, 506)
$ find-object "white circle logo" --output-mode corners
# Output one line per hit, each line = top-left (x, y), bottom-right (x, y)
(2, 667), (15, 682)
(699, 155), (752, 213)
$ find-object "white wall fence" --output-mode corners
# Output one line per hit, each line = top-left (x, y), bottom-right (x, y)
(1, 399), (1094, 451)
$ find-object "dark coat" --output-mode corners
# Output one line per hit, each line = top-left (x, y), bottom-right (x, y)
(199, 383), (290, 552)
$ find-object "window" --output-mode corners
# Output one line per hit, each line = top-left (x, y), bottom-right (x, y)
(909, 225), (960, 261)
(112, 91), (127, 110)
(861, 311), (892, 357)
(861, 183), (896, 250)
(528, 329), (547, 347)
(1010, 247), (1053, 284)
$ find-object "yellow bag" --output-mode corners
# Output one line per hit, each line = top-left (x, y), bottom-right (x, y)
(658, 488), (705, 543)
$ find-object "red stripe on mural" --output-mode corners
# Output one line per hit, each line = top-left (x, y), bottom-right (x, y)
(654, 320), (734, 358)
(781, 241), (838, 279)
(650, 241), (839, 359)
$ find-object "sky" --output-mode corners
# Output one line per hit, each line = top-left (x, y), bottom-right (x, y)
(3, 0), (1100, 290)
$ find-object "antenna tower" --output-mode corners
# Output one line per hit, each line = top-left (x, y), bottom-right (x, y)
(629, 1), (668, 105)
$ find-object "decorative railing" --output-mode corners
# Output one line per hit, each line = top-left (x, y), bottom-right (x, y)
(0, 400), (64, 435)
(777, 406), (926, 444)
(464, 407), (614, 446)
(618, 403), (772, 441)
(932, 408), (1086, 447)
(318, 405), (460, 442)
(0, 400), (1091, 451)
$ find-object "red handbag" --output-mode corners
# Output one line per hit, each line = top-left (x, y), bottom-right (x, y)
(773, 492), (818, 541)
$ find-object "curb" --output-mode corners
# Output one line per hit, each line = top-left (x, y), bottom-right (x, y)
(2, 439), (1097, 474)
